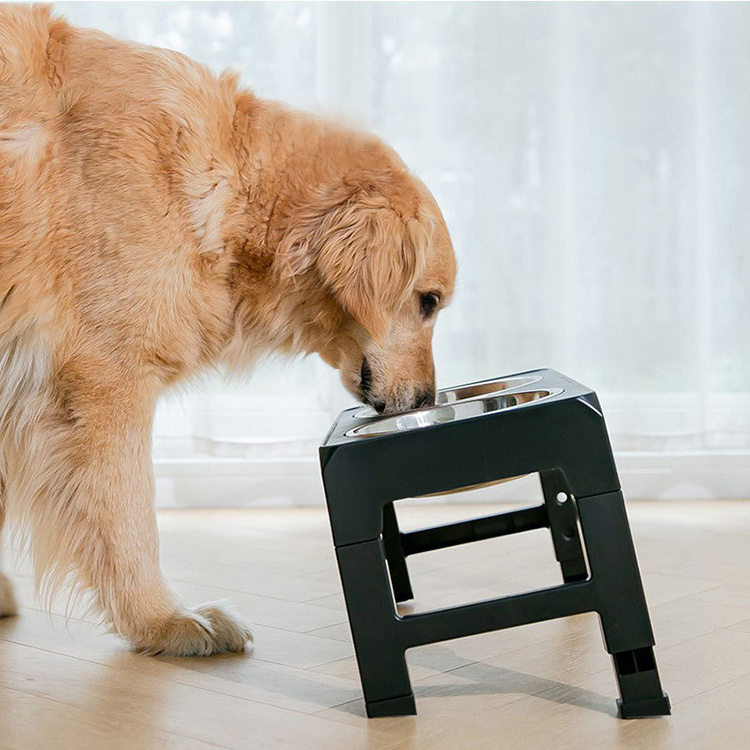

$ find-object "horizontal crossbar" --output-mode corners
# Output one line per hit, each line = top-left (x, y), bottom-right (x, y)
(400, 504), (549, 557)
(399, 579), (596, 648)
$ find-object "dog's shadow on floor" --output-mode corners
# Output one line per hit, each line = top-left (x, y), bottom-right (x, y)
(154, 649), (363, 710)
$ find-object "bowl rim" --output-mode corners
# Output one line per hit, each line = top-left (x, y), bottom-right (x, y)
(344, 385), (564, 438)
(349, 375), (545, 421)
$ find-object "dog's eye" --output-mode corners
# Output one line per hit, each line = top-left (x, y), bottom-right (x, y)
(420, 292), (440, 318)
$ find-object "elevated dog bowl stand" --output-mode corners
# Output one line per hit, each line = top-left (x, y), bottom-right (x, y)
(319, 368), (670, 719)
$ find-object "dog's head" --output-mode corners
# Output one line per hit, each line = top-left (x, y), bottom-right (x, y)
(282, 169), (456, 414)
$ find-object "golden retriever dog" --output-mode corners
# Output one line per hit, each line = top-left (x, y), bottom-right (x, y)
(0, 5), (456, 655)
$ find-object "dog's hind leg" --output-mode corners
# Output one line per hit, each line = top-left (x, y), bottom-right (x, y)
(22, 362), (252, 655)
(0, 478), (19, 617)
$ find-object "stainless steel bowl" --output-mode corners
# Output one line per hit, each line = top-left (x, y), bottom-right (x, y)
(351, 376), (543, 419)
(436, 375), (542, 405)
(345, 388), (562, 438)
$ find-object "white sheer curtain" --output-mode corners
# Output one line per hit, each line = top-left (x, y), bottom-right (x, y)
(54, 2), (750, 504)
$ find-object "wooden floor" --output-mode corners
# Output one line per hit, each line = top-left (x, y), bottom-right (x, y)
(1, 500), (749, 749)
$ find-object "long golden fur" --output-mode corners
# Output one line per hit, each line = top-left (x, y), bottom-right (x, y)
(0, 5), (456, 655)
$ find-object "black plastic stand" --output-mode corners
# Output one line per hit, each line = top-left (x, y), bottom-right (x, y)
(319, 368), (670, 719)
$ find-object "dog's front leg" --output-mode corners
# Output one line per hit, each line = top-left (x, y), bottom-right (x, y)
(0, 495), (20, 618)
(25, 365), (252, 656)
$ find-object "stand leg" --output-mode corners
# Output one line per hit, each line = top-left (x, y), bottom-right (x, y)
(540, 470), (588, 582)
(336, 539), (416, 717)
(382, 503), (414, 603)
(576, 491), (670, 718)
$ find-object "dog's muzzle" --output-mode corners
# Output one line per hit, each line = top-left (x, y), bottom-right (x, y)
(360, 358), (435, 414)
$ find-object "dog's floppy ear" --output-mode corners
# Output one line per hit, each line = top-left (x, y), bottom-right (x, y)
(282, 179), (427, 343)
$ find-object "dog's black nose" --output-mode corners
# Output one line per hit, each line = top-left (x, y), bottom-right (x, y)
(413, 388), (435, 410)
(371, 399), (387, 414)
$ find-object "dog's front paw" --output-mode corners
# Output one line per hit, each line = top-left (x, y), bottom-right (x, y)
(194, 602), (254, 652)
(0, 572), (19, 617)
(136, 601), (253, 656)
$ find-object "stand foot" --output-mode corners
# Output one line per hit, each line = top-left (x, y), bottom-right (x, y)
(613, 647), (671, 718)
(366, 693), (417, 718)
(617, 693), (671, 719)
